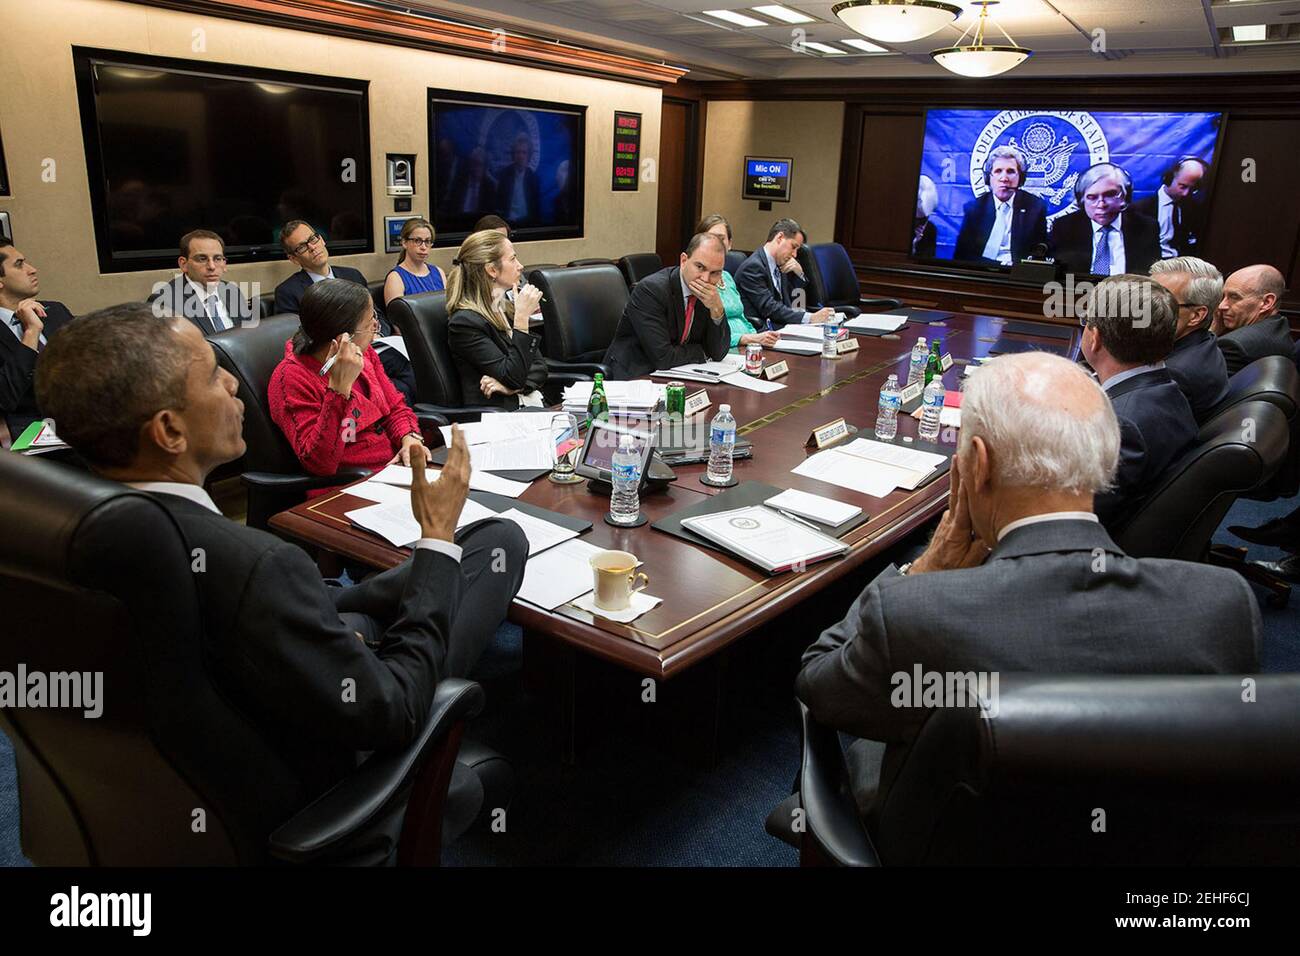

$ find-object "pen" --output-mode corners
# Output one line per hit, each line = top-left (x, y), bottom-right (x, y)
(318, 353), (339, 377)
(776, 508), (821, 531)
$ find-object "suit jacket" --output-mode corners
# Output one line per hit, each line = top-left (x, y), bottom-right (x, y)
(147, 276), (254, 335)
(796, 518), (1260, 821)
(447, 308), (547, 409)
(734, 247), (811, 329)
(602, 266), (730, 380)
(1217, 313), (1296, 376)
(952, 190), (1049, 264)
(1130, 193), (1206, 259)
(1094, 368), (1198, 529)
(146, 491), (460, 802)
(1048, 210), (1163, 277)
(1165, 328), (1229, 423)
(1, 300), (74, 441)
(274, 265), (383, 326)
(493, 167), (542, 225)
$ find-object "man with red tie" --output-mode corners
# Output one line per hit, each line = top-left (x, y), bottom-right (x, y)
(602, 232), (732, 380)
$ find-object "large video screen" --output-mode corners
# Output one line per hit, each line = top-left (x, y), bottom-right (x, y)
(430, 90), (584, 246)
(912, 109), (1224, 276)
(74, 49), (373, 274)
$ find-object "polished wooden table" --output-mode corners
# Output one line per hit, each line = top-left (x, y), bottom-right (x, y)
(270, 312), (1077, 681)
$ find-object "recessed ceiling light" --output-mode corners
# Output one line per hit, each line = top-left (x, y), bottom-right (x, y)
(803, 41), (848, 54)
(703, 9), (766, 27)
(843, 37), (887, 52)
(752, 4), (814, 23)
(1232, 24), (1267, 41)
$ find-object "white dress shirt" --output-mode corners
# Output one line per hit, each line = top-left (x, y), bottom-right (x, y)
(127, 480), (463, 560)
(981, 196), (1015, 265)
(1157, 189), (1176, 258)
(307, 267), (336, 284)
(1101, 362), (1164, 394)
(1, 306), (45, 349)
(997, 511), (1099, 542)
(1090, 215), (1126, 275)
(185, 278), (232, 331)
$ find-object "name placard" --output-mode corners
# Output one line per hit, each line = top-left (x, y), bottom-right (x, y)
(899, 381), (923, 405)
(764, 360), (790, 380)
(940, 352), (954, 372)
(806, 417), (852, 449)
(684, 388), (711, 417)
(835, 337), (859, 355)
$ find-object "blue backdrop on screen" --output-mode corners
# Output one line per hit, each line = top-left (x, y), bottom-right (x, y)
(431, 102), (580, 241)
(915, 109), (1222, 261)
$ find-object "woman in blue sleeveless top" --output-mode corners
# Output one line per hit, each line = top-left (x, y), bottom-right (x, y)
(383, 217), (448, 306)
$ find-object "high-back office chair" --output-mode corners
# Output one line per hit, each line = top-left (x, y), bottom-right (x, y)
(0, 451), (488, 865)
(567, 257), (616, 268)
(257, 290), (277, 321)
(208, 314), (371, 530)
(618, 252), (662, 288)
(1114, 399), (1288, 566)
(528, 264), (626, 366)
(369, 280), (387, 322)
(773, 674), (1300, 866)
(803, 242), (902, 317)
(723, 249), (747, 278)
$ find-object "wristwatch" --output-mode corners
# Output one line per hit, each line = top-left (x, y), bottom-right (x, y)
(897, 562), (913, 576)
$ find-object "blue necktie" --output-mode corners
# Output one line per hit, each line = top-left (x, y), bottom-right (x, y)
(1092, 225), (1113, 275)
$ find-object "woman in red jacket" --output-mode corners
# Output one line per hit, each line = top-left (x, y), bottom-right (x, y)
(269, 278), (428, 492)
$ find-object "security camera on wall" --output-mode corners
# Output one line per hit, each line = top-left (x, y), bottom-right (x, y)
(387, 154), (415, 197)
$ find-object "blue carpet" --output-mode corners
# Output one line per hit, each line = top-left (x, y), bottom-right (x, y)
(3, 497), (1298, 867)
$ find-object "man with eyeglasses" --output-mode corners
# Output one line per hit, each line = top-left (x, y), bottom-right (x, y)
(1148, 256), (1229, 422)
(147, 230), (254, 335)
(1048, 163), (1162, 278)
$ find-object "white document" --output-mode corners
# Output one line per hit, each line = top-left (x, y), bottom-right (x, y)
(839, 437), (947, 475)
(768, 338), (823, 355)
(563, 380), (664, 410)
(940, 407), (961, 428)
(792, 449), (901, 498)
(682, 505), (847, 573)
(845, 313), (908, 333)
(370, 462), (532, 498)
(776, 324), (828, 341)
(346, 496), (498, 547)
(498, 508), (580, 557)
(469, 435), (554, 472)
(344, 479), (418, 507)
(438, 415), (551, 447)
(720, 370), (786, 393)
(766, 488), (862, 527)
(372, 335), (410, 359)
(517, 539), (605, 610)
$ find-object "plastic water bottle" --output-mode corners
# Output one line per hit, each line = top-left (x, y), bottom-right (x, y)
(919, 378), (944, 443)
(821, 318), (840, 358)
(875, 374), (901, 440)
(609, 433), (641, 525)
(707, 404), (736, 483)
(907, 337), (928, 386)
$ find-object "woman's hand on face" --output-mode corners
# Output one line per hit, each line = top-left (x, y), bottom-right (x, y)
(513, 283), (543, 327)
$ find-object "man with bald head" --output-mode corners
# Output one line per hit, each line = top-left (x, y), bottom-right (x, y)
(1214, 264), (1294, 375)
(795, 351), (1258, 824)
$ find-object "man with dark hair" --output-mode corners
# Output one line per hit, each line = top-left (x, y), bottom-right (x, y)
(1080, 274), (1197, 528)
(602, 232), (732, 379)
(0, 239), (75, 442)
(471, 214), (511, 237)
(147, 229), (255, 334)
(493, 134), (541, 226)
(1214, 264), (1294, 375)
(735, 218), (833, 328)
(952, 145), (1048, 265)
(35, 304), (528, 858)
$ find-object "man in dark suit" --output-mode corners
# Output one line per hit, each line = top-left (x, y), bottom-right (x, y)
(0, 240), (74, 442)
(147, 229), (255, 334)
(35, 304), (528, 857)
(1130, 157), (1208, 259)
(494, 134), (542, 227)
(1214, 264), (1294, 375)
(602, 232), (733, 380)
(796, 350), (1258, 826)
(1149, 256), (1229, 422)
(1049, 163), (1162, 277)
(1082, 275), (1198, 529)
(734, 218), (833, 329)
(952, 146), (1048, 265)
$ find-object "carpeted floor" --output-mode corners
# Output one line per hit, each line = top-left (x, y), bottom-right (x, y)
(3, 497), (1298, 867)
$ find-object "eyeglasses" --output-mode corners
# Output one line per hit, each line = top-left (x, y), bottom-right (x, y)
(291, 233), (323, 257)
(1083, 189), (1124, 204)
(405, 236), (433, 247)
(189, 254), (226, 265)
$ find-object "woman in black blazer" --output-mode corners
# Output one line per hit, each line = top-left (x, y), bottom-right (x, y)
(446, 229), (548, 409)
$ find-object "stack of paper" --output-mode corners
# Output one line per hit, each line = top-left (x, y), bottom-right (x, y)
(845, 312), (908, 334)
(792, 438), (947, 498)
(650, 355), (745, 383)
(346, 496), (497, 548)
(516, 539), (606, 610)
(766, 488), (862, 526)
(370, 462), (531, 499)
(682, 505), (848, 574)
(496, 508), (580, 556)
(778, 324), (846, 342)
(768, 337), (823, 355)
(562, 380), (665, 417)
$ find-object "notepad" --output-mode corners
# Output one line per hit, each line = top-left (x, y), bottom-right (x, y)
(681, 505), (848, 574)
(845, 313), (908, 333)
(765, 488), (862, 527)
(498, 508), (580, 557)
(768, 338), (823, 355)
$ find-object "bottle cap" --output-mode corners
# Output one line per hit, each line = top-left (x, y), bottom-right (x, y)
(720, 404), (731, 413)
(618, 433), (635, 449)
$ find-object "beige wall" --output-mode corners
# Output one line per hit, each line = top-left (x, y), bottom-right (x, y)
(0, 0), (661, 313)
(700, 100), (843, 252)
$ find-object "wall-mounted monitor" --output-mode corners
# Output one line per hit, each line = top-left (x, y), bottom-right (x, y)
(911, 109), (1225, 276)
(73, 48), (373, 274)
(742, 156), (792, 203)
(430, 90), (585, 246)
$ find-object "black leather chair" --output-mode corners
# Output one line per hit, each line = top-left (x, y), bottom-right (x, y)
(528, 264), (624, 368)
(369, 279), (387, 321)
(207, 314), (374, 530)
(1113, 399), (1288, 566)
(723, 249), (747, 278)
(566, 257), (616, 268)
(257, 290), (278, 321)
(804, 242), (902, 317)
(0, 451), (493, 865)
(618, 252), (662, 288)
(771, 674), (1300, 865)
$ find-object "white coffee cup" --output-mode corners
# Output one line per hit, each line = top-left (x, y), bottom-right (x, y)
(589, 550), (649, 611)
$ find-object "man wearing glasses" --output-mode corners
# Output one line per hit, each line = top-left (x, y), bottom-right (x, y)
(1148, 256), (1230, 422)
(1048, 163), (1162, 278)
(147, 230), (255, 334)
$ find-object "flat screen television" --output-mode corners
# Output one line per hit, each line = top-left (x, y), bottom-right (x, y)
(911, 109), (1225, 276)
(74, 48), (373, 273)
(430, 90), (584, 246)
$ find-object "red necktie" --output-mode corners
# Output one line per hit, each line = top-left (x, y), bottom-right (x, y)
(681, 295), (696, 344)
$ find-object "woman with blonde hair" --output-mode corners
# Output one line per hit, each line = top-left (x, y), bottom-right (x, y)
(383, 217), (448, 306)
(695, 214), (779, 351)
(446, 230), (547, 409)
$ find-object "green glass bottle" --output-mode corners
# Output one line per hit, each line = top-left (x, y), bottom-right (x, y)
(586, 372), (609, 427)
(924, 340), (942, 386)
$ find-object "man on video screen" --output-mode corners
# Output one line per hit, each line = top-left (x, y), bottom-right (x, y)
(1131, 156), (1209, 258)
(1049, 162), (1162, 277)
(953, 146), (1048, 266)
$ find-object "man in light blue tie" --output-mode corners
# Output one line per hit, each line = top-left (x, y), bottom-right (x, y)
(952, 146), (1047, 265)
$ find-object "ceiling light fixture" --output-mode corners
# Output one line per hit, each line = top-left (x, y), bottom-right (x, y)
(843, 38), (888, 52)
(832, 0), (962, 43)
(930, 1), (1032, 78)
(1232, 24), (1268, 41)
(803, 41), (849, 54)
(752, 5), (814, 23)
(703, 9), (767, 27)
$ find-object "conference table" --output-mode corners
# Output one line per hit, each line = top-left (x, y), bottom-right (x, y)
(271, 312), (1078, 699)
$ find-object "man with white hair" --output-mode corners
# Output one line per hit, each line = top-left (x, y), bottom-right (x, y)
(1149, 256), (1229, 421)
(1214, 264), (1293, 375)
(796, 351), (1259, 823)
(952, 146), (1048, 265)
